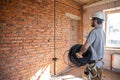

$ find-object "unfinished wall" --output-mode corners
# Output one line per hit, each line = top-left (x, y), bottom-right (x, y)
(0, 0), (82, 79)
(0, 0), (54, 79)
(55, 0), (83, 73)
(83, 0), (120, 70)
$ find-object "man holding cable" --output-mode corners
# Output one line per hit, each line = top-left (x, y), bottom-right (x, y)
(76, 11), (105, 80)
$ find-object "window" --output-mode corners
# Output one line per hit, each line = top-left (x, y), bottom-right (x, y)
(104, 8), (120, 48)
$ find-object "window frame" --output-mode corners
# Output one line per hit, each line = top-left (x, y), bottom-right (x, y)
(104, 8), (120, 49)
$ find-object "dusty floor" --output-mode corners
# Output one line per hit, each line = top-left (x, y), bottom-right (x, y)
(55, 66), (120, 80)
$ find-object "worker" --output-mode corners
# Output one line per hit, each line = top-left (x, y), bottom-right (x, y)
(76, 11), (105, 80)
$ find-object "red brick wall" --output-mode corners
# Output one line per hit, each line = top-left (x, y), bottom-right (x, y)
(0, 0), (55, 79)
(0, 0), (82, 79)
(55, 0), (82, 74)
(83, 0), (120, 70)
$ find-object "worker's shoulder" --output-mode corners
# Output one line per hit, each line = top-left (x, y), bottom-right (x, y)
(92, 27), (101, 33)
(90, 28), (97, 34)
(89, 28), (101, 36)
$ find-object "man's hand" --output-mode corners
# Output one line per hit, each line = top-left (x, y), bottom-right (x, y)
(76, 52), (83, 58)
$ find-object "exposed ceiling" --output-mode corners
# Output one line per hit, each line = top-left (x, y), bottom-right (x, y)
(73, 0), (102, 5)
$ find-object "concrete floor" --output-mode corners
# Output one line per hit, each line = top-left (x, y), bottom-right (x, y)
(55, 66), (120, 80)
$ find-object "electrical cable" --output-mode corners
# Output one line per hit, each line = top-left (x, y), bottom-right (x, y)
(53, 0), (56, 75)
(63, 50), (76, 67)
(68, 44), (95, 67)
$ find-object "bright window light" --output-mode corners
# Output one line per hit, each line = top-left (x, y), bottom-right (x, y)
(105, 11), (120, 48)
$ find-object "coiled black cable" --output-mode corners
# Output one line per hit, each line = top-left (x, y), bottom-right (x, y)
(68, 44), (95, 67)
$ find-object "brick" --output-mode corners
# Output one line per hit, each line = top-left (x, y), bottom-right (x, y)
(0, 0), (82, 79)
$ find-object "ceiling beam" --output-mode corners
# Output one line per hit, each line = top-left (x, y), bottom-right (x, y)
(73, 0), (102, 5)
(73, 0), (84, 5)
(83, 0), (118, 9)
